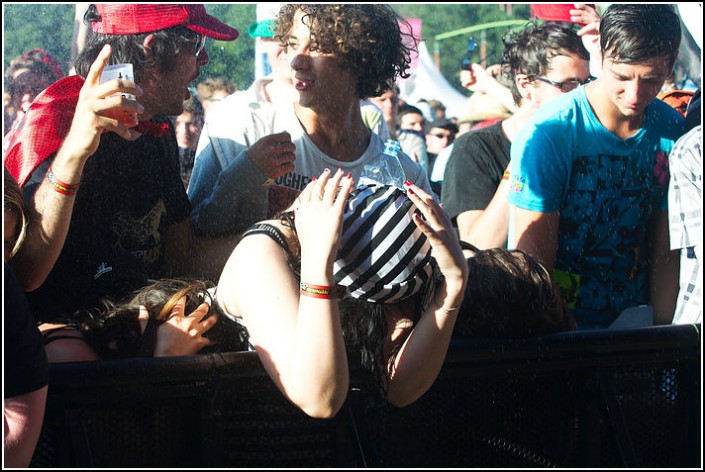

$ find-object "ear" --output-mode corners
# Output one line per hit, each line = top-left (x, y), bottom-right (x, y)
(515, 74), (533, 102)
(142, 33), (157, 59)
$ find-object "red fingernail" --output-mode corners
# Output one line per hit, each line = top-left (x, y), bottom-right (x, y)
(346, 172), (352, 179)
(312, 177), (317, 181)
(407, 187), (414, 195)
(404, 180), (413, 186)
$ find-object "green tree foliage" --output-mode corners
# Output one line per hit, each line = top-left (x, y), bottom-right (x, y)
(3, 4), (74, 76)
(3, 4), (532, 97)
(392, 4), (532, 96)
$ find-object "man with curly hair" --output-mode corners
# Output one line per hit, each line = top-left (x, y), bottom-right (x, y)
(188, 4), (432, 237)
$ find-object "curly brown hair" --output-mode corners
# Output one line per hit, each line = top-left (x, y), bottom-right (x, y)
(274, 4), (415, 99)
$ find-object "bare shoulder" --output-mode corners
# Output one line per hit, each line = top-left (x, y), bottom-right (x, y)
(39, 323), (100, 363)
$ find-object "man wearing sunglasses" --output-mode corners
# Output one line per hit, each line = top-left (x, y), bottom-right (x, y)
(443, 21), (591, 250)
(4, 4), (240, 323)
(508, 5), (686, 330)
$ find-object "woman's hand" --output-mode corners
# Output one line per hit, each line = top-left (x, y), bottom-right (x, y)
(140, 297), (217, 357)
(403, 181), (468, 307)
(294, 168), (355, 282)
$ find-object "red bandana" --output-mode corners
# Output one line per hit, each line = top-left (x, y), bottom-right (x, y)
(4, 75), (171, 187)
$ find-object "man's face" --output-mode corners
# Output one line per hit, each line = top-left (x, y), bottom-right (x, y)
(146, 35), (210, 118)
(286, 9), (357, 110)
(529, 54), (591, 108)
(599, 55), (673, 119)
(399, 112), (425, 132)
(261, 37), (292, 85)
(425, 126), (453, 154)
(369, 90), (398, 125)
(174, 111), (203, 150)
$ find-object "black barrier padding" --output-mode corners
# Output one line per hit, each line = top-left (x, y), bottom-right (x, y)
(29, 324), (701, 468)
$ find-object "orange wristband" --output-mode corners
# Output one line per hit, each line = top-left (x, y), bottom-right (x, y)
(299, 282), (345, 299)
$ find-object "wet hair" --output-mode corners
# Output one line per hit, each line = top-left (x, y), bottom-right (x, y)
(501, 20), (589, 106)
(275, 4), (415, 99)
(74, 4), (203, 81)
(4, 166), (28, 259)
(600, 4), (680, 67)
(71, 278), (249, 360)
(279, 210), (436, 396)
(454, 248), (576, 338)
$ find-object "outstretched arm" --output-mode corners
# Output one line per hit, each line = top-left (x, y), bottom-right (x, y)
(460, 63), (517, 114)
(13, 44), (143, 291)
(384, 181), (468, 407)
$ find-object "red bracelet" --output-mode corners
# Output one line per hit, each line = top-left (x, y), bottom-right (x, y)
(502, 170), (511, 181)
(47, 167), (80, 195)
(299, 282), (345, 299)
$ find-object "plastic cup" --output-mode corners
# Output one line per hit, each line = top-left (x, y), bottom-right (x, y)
(100, 63), (139, 127)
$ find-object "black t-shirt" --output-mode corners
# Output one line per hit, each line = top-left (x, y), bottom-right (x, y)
(441, 121), (511, 222)
(4, 263), (49, 398)
(26, 117), (191, 322)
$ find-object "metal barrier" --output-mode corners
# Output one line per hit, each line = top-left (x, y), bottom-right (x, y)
(30, 324), (701, 468)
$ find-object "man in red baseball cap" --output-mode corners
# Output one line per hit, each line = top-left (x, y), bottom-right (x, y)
(3, 4), (240, 323)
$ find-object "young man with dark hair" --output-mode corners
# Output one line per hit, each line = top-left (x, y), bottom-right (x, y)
(508, 4), (685, 329)
(189, 4), (431, 237)
(442, 21), (591, 250)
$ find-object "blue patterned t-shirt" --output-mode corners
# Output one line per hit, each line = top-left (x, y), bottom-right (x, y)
(508, 87), (685, 329)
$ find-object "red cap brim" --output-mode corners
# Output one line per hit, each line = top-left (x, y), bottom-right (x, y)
(187, 15), (239, 41)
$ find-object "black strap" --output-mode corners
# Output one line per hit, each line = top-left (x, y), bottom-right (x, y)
(460, 240), (480, 253)
(42, 327), (88, 346)
(242, 223), (292, 256)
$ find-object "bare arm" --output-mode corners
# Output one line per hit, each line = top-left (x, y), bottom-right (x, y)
(12, 44), (143, 291)
(456, 176), (511, 249)
(460, 64), (517, 114)
(384, 182), (468, 407)
(649, 211), (679, 324)
(218, 169), (355, 418)
(3, 386), (48, 467)
(511, 207), (560, 271)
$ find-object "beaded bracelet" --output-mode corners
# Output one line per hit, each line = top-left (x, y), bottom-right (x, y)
(47, 167), (80, 196)
(299, 282), (345, 299)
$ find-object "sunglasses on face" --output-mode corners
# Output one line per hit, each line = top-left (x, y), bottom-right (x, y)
(533, 75), (595, 93)
(191, 34), (207, 57)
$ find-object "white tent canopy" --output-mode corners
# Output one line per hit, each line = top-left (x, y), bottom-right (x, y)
(397, 41), (469, 120)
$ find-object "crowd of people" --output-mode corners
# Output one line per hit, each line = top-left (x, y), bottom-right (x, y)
(3, 3), (702, 465)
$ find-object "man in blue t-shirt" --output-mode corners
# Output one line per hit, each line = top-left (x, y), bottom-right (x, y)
(508, 4), (685, 329)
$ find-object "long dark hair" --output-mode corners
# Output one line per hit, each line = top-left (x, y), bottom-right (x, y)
(72, 278), (248, 359)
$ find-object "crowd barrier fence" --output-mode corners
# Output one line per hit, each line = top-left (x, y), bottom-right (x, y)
(30, 323), (701, 468)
